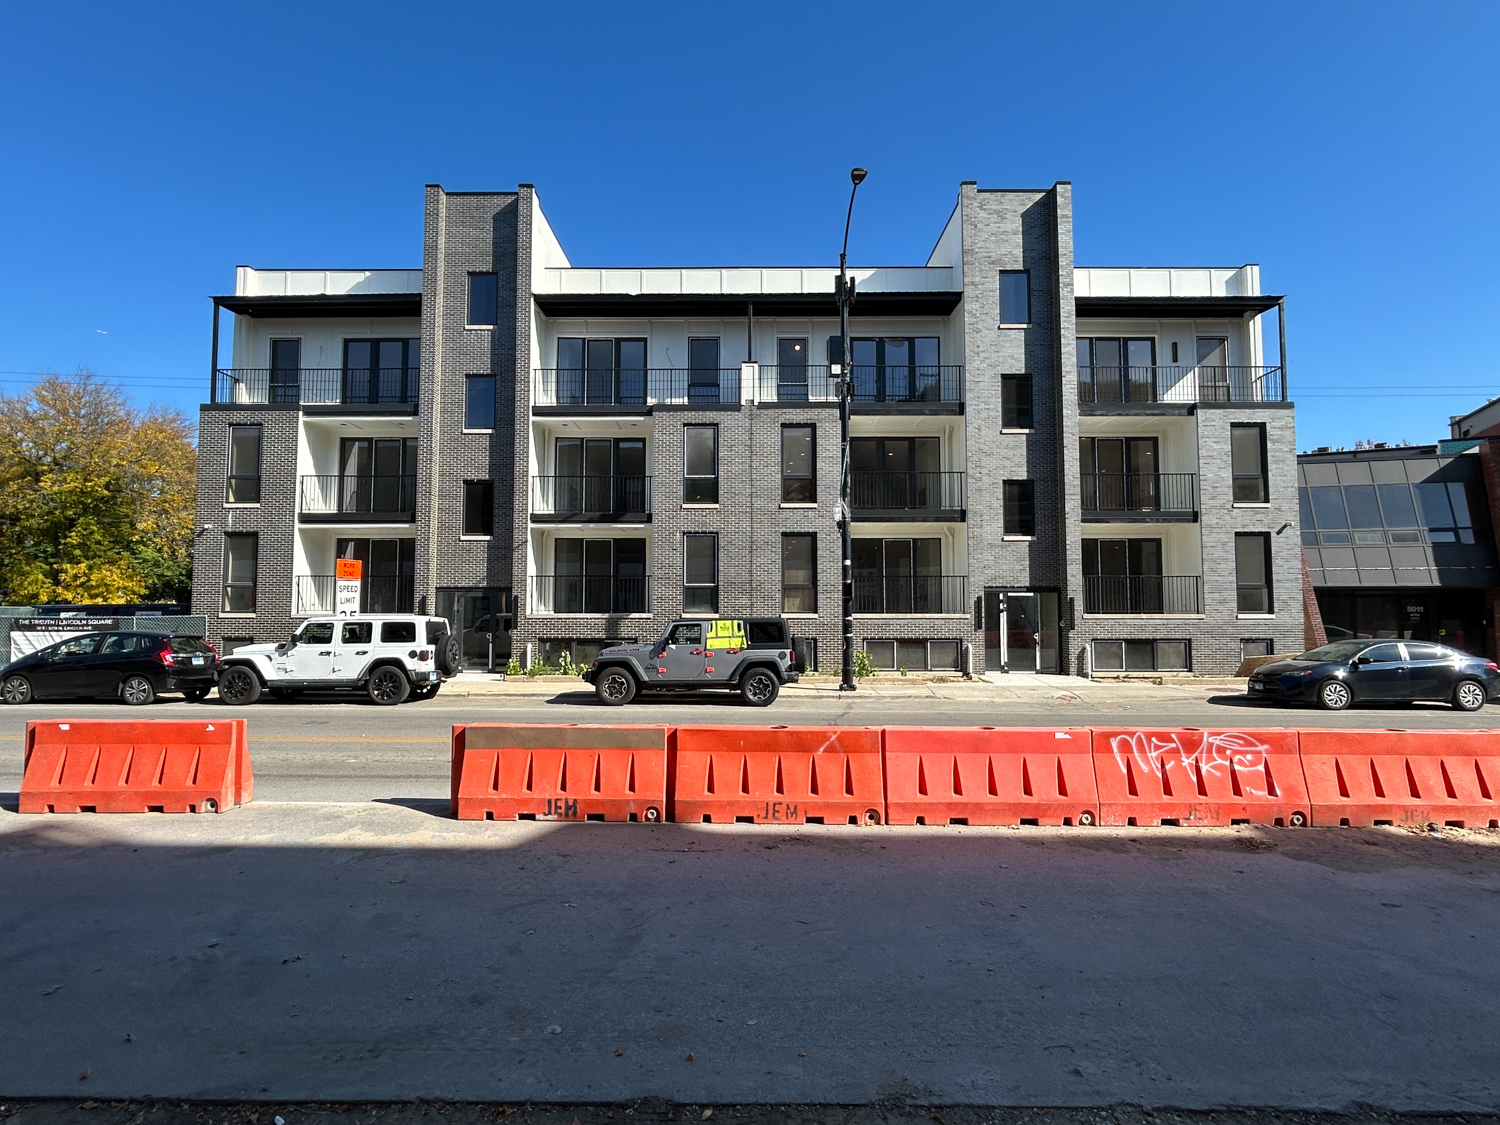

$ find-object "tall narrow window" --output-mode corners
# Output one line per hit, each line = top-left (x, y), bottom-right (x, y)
(683, 425), (719, 503)
(1004, 480), (1035, 536)
(222, 533), (258, 614)
(226, 425), (262, 503)
(269, 339), (300, 404)
(463, 480), (494, 537)
(999, 270), (1030, 325)
(467, 272), (498, 326)
(777, 337), (809, 401)
(1231, 423), (1268, 503)
(781, 425), (815, 502)
(1002, 375), (1033, 429)
(465, 375), (496, 430)
(782, 534), (817, 613)
(683, 533), (718, 613)
(1235, 532), (1273, 613)
(688, 337), (721, 403)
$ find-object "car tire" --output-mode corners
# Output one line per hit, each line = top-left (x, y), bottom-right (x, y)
(121, 675), (155, 706)
(1, 675), (32, 705)
(413, 683), (441, 700)
(183, 686), (211, 702)
(367, 666), (411, 705)
(218, 666), (262, 706)
(1316, 678), (1352, 711)
(595, 667), (636, 706)
(740, 668), (780, 707)
(435, 635), (462, 677)
(1453, 679), (1487, 712)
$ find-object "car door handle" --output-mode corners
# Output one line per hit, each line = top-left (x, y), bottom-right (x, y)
(690, 649), (704, 655)
(319, 650), (332, 656)
(355, 650), (369, 655)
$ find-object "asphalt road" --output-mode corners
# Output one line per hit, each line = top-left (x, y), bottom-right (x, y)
(4, 687), (1499, 803)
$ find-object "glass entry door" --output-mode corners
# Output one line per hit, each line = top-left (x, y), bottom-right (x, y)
(984, 590), (1060, 673)
(1007, 592), (1040, 673)
(456, 591), (509, 671)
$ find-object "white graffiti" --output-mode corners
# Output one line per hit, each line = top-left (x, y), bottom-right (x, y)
(1110, 730), (1275, 798)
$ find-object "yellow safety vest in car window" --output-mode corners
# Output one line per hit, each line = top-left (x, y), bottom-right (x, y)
(705, 619), (747, 650)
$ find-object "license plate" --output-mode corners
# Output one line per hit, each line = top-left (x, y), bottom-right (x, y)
(193, 656), (205, 665)
(1249, 683), (1262, 692)
(429, 671), (438, 681)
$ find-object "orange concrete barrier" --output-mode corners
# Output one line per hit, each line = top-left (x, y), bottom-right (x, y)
(1299, 728), (1500, 828)
(672, 725), (883, 824)
(19, 719), (252, 814)
(451, 723), (667, 822)
(1091, 727), (1310, 827)
(882, 727), (1098, 825)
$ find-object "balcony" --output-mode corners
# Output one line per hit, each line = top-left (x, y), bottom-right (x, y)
(757, 364), (964, 406)
(853, 575), (968, 615)
(299, 475), (417, 523)
(532, 368), (740, 409)
(531, 575), (652, 615)
(1083, 575), (1203, 615)
(1081, 473), (1197, 521)
(294, 574), (414, 616)
(850, 471), (966, 518)
(1077, 365), (1285, 406)
(531, 475), (652, 521)
(212, 368), (419, 408)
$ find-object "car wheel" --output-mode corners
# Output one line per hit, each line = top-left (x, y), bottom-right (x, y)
(218, 666), (262, 706)
(740, 668), (780, 707)
(183, 686), (211, 702)
(1, 675), (32, 705)
(121, 675), (155, 706)
(435, 635), (462, 677)
(595, 667), (636, 706)
(1453, 679), (1486, 712)
(367, 666), (411, 705)
(1316, 678), (1352, 711)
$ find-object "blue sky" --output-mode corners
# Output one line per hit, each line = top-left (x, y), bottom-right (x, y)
(1, 2), (1496, 450)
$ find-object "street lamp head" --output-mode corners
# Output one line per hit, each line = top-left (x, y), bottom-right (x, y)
(850, 167), (867, 186)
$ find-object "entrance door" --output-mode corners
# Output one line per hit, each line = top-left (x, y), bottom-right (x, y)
(1007, 592), (1041, 673)
(456, 591), (497, 672)
(983, 590), (1059, 673)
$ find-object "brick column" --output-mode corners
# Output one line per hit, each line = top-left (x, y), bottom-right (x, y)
(1301, 554), (1326, 650)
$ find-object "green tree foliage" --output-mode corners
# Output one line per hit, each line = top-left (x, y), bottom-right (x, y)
(0, 372), (196, 605)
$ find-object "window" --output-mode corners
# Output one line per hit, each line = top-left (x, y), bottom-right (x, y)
(222, 533), (258, 614)
(781, 425), (815, 502)
(852, 538), (946, 613)
(98, 634), (148, 655)
(463, 480), (494, 537)
(1077, 338), (1156, 403)
(554, 338), (647, 406)
(683, 533), (718, 613)
(269, 338), (300, 404)
(828, 336), (943, 402)
(688, 338), (722, 403)
(467, 272), (498, 326)
(782, 534), (817, 613)
(342, 339), (420, 404)
(999, 270), (1030, 325)
(335, 538), (416, 613)
(666, 622), (702, 646)
(1004, 480), (1035, 536)
(1002, 375), (1033, 429)
(851, 437), (942, 510)
(683, 425), (719, 503)
(1235, 532), (1273, 613)
(1092, 639), (1190, 673)
(226, 425), (262, 503)
(551, 437), (648, 514)
(1231, 424), (1268, 503)
(380, 621), (417, 644)
(776, 337), (810, 400)
(862, 639), (962, 672)
(52, 635), (102, 658)
(1240, 638), (1274, 661)
(1362, 643), (1403, 664)
(550, 538), (648, 614)
(297, 622), (334, 644)
(1403, 642), (1448, 661)
(465, 375), (496, 430)
(340, 621), (372, 645)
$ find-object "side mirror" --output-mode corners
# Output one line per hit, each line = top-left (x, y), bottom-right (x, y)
(1353, 656), (1372, 666)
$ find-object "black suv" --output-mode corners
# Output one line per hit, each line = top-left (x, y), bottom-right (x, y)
(583, 617), (803, 706)
(1, 631), (219, 705)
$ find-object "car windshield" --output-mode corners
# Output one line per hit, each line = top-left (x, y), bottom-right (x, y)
(1295, 642), (1367, 662)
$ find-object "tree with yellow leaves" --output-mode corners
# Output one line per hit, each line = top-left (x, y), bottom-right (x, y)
(0, 372), (195, 605)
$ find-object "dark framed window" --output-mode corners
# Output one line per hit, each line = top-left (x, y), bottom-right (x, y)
(1235, 532), (1273, 613)
(683, 533), (718, 613)
(222, 533), (258, 615)
(467, 272), (498, 326)
(1002, 375), (1033, 429)
(226, 424), (262, 503)
(688, 337), (722, 403)
(465, 375), (496, 430)
(781, 425), (815, 502)
(1077, 337), (1156, 404)
(852, 537), (946, 614)
(550, 538), (647, 614)
(782, 533), (817, 613)
(463, 480), (494, 537)
(554, 338), (647, 406)
(683, 425), (719, 504)
(827, 336), (942, 402)
(342, 338), (419, 404)
(1240, 638), (1274, 661)
(999, 270), (1030, 325)
(336, 538), (416, 613)
(1092, 639), (1190, 673)
(1231, 423), (1268, 503)
(863, 639), (962, 672)
(269, 338), (300, 404)
(1003, 480), (1035, 536)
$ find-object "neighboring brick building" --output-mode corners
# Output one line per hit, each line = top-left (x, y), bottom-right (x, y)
(192, 180), (1299, 676)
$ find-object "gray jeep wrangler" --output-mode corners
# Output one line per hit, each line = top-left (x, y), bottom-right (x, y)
(582, 617), (803, 706)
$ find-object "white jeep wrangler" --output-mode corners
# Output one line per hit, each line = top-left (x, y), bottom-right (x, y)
(215, 615), (462, 706)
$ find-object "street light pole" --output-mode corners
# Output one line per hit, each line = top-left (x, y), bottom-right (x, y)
(837, 167), (867, 692)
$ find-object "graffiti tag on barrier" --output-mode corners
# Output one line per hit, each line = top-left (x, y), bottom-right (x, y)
(759, 801), (799, 822)
(1109, 730), (1276, 797)
(544, 797), (580, 818)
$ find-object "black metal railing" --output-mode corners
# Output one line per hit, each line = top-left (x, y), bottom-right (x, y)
(532, 368), (741, 407)
(299, 474), (417, 517)
(531, 575), (652, 615)
(1080, 472), (1197, 515)
(294, 574), (414, 615)
(212, 368), (420, 406)
(756, 364), (965, 404)
(1083, 575), (1202, 615)
(853, 575), (968, 615)
(531, 475), (652, 516)
(850, 471), (966, 512)
(1077, 365), (1285, 405)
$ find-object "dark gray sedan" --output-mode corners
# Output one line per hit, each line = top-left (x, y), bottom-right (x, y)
(1247, 639), (1500, 711)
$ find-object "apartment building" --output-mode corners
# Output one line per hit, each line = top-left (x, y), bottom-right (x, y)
(192, 181), (1300, 677)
